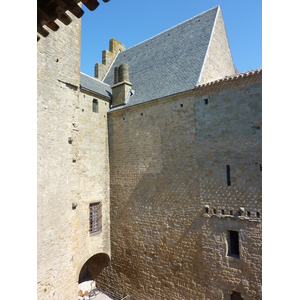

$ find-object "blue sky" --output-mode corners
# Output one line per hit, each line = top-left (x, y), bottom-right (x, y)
(80, 0), (262, 76)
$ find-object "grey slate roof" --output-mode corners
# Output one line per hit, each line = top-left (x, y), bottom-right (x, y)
(80, 72), (112, 99)
(104, 6), (219, 107)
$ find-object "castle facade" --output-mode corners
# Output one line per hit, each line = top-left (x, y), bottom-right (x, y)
(37, 5), (261, 300)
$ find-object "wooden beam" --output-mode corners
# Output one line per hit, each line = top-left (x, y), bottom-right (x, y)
(81, 0), (99, 11)
(45, 21), (60, 31)
(52, 3), (73, 25)
(37, 25), (49, 37)
(69, 5), (84, 18)
(37, 0), (57, 22)
(57, 12), (72, 25)
(54, 0), (84, 18)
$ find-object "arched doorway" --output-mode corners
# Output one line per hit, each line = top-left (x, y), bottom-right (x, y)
(77, 253), (110, 297)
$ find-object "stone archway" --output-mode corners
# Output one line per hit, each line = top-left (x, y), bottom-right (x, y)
(78, 253), (110, 282)
(77, 253), (111, 296)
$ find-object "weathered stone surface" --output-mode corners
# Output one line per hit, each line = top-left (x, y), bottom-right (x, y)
(37, 14), (111, 300)
(94, 80), (262, 300)
(37, 7), (261, 300)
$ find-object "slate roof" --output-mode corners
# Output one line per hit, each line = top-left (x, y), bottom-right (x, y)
(104, 6), (219, 107)
(80, 72), (112, 99)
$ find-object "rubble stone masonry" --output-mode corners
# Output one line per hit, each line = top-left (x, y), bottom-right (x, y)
(94, 75), (262, 300)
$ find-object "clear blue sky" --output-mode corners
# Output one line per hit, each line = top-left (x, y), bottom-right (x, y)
(80, 0), (262, 76)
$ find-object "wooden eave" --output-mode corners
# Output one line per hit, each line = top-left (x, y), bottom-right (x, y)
(37, 0), (110, 41)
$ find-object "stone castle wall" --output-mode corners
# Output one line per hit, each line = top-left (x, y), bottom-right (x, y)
(37, 14), (111, 299)
(75, 89), (111, 270)
(93, 77), (262, 300)
(37, 13), (82, 299)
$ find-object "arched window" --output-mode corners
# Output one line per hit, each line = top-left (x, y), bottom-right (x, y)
(92, 99), (98, 113)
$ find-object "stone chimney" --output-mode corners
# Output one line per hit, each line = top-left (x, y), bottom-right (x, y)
(111, 63), (132, 107)
(94, 38), (125, 81)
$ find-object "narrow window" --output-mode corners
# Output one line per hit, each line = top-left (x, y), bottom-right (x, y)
(221, 209), (225, 215)
(204, 99), (208, 105)
(180, 104), (183, 107)
(89, 202), (102, 234)
(257, 211), (260, 218)
(226, 165), (231, 186)
(228, 230), (239, 258)
(230, 210), (233, 215)
(213, 209), (216, 214)
(247, 211), (251, 217)
(205, 207), (209, 214)
(92, 99), (98, 113)
(259, 164), (262, 172)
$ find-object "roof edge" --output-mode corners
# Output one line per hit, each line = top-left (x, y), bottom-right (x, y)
(124, 5), (220, 52)
(80, 72), (111, 87)
(193, 68), (262, 95)
(196, 5), (220, 86)
(102, 49), (121, 82)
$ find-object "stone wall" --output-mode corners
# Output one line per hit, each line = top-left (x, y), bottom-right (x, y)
(37, 13), (82, 299)
(75, 89), (111, 269)
(37, 13), (111, 299)
(94, 76), (262, 300)
(200, 7), (235, 84)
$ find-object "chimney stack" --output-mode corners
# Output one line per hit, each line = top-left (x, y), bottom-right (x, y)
(111, 63), (132, 107)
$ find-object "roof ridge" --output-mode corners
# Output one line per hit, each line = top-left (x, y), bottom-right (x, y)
(124, 5), (219, 52)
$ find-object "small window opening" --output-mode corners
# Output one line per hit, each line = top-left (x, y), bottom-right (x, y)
(141, 113), (143, 116)
(205, 207), (209, 214)
(260, 164), (262, 172)
(230, 210), (233, 216)
(213, 209), (216, 214)
(221, 209), (225, 215)
(204, 99), (208, 105)
(247, 211), (251, 217)
(123, 117), (125, 121)
(257, 212), (260, 218)
(231, 291), (244, 300)
(92, 99), (98, 113)
(226, 165), (231, 186)
(89, 202), (102, 234)
(181, 104), (183, 107)
(228, 230), (239, 258)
